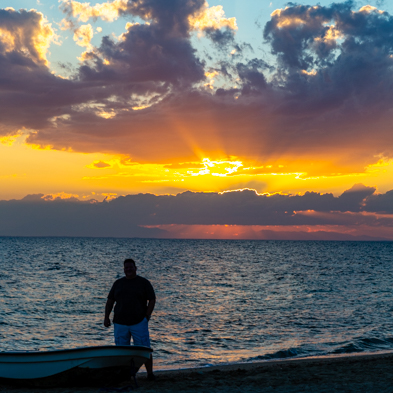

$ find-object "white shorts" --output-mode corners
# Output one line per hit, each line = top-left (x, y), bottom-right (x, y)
(114, 318), (151, 348)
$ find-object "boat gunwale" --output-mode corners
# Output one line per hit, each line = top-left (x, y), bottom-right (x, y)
(0, 345), (153, 362)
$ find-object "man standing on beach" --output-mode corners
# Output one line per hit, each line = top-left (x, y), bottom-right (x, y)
(104, 258), (156, 380)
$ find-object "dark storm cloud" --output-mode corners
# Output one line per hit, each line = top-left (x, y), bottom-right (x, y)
(0, 1), (210, 140)
(362, 189), (393, 213)
(0, 8), (129, 137)
(0, 185), (392, 237)
(79, 22), (205, 87)
(0, 8), (70, 133)
(63, 0), (230, 89)
(0, 197), (166, 237)
(204, 27), (235, 47)
(334, 184), (376, 212)
(263, 1), (354, 70)
(236, 59), (269, 93)
(3, 2), (393, 168)
(263, 2), (393, 113)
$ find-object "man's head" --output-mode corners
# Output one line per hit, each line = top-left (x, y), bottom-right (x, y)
(124, 258), (137, 279)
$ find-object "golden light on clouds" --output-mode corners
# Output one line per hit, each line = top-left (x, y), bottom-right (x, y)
(0, 134), (22, 146)
(187, 158), (243, 177)
(204, 70), (219, 89)
(42, 192), (80, 200)
(73, 24), (94, 50)
(2, 132), (393, 201)
(96, 110), (117, 119)
(189, 2), (238, 34)
(0, 9), (56, 65)
(359, 5), (384, 14)
(132, 105), (150, 111)
(78, 154), (393, 197)
(60, 0), (238, 35)
(301, 69), (317, 76)
(205, 71), (219, 79)
(271, 7), (307, 28)
(61, 0), (128, 23)
(314, 24), (342, 44)
(101, 193), (117, 200)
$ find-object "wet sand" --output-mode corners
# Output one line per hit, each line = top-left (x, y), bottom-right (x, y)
(1, 351), (393, 392)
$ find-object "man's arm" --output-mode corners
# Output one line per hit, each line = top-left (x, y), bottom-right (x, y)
(104, 298), (115, 327)
(145, 298), (156, 321)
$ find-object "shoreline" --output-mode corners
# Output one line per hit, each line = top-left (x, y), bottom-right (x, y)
(140, 350), (393, 392)
(151, 349), (393, 373)
(2, 350), (393, 392)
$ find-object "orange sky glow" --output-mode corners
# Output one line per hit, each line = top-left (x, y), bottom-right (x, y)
(1, 1), (393, 240)
(2, 137), (393, 201)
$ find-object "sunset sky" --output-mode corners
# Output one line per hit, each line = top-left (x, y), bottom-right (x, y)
(1, 0), (393, 239)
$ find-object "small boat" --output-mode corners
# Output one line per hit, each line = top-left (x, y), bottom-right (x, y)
(0, 345), (152, 386)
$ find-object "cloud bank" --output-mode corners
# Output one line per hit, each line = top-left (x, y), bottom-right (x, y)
(1, 1), (393, 171)
(1, 185), (392, 239)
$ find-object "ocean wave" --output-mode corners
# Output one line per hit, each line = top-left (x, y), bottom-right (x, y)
(331, 337), (393, 354)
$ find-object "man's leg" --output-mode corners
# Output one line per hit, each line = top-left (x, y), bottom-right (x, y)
(114, 323), (132, 345)
(145, 354), (153, 376)
(129, 318), (154, 378)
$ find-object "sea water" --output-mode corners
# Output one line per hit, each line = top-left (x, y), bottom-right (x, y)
(0, 237), (392, 369)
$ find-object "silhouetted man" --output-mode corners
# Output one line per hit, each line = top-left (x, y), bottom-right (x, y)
(104, 258), (156, 379)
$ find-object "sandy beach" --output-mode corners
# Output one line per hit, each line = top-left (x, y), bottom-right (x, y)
(1, 351), (393, 393)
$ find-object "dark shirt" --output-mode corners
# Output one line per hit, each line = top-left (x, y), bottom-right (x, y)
(108, 276), (156, 326)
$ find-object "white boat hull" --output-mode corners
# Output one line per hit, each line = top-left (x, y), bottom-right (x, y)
(0, 346), (152, 380)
